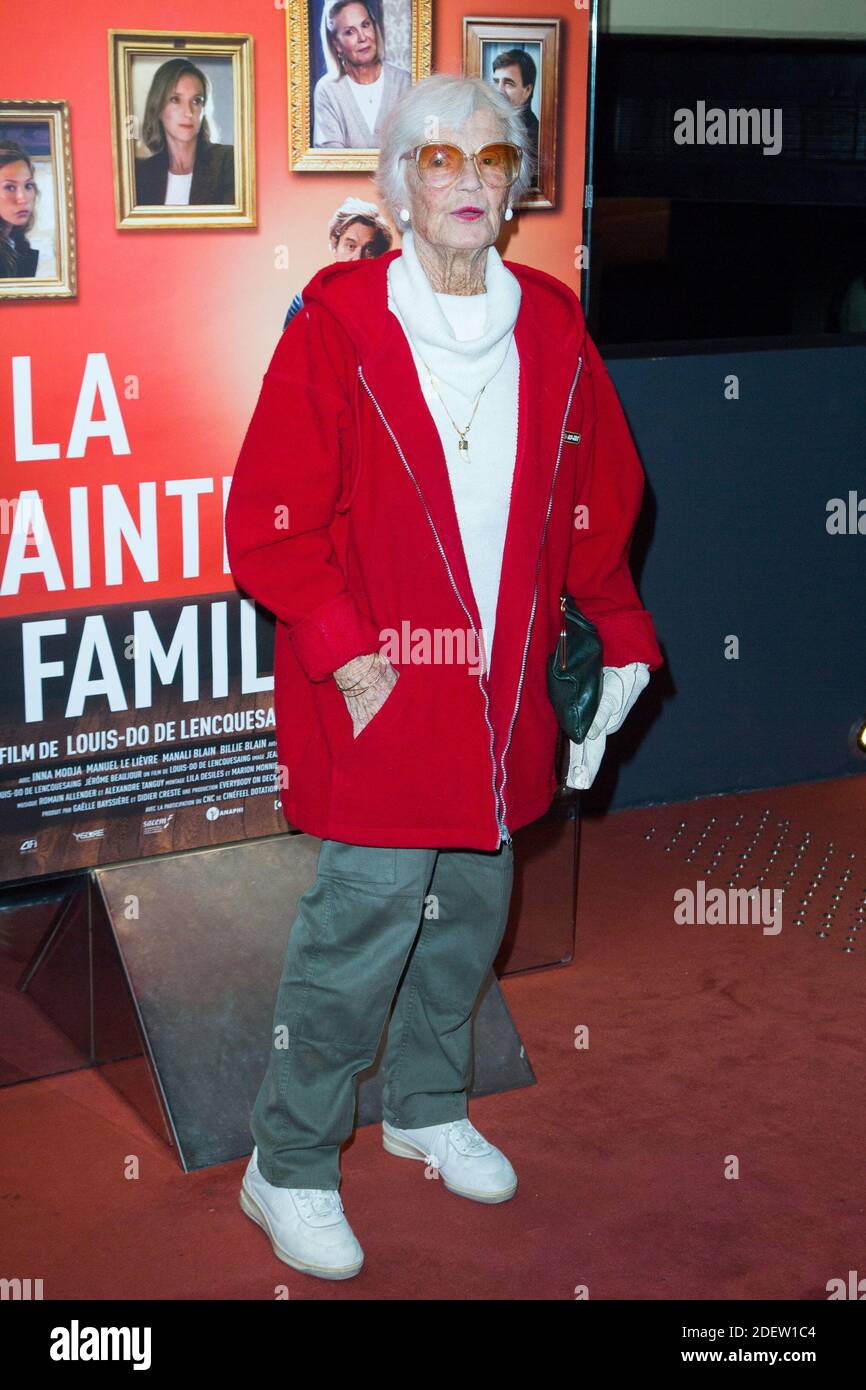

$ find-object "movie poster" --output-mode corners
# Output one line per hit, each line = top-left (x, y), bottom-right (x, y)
(0, 0), (590, 882)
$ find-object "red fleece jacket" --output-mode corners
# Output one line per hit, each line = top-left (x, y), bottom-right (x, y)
(225, 247), (663, 849)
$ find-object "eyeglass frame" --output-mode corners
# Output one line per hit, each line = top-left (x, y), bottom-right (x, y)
(398, 141), (524, 189)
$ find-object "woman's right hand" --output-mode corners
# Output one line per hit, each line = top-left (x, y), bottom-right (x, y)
(333, 652), (399, 738)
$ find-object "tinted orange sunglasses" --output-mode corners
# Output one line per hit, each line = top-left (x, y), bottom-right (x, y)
(400, 141), (523, 189)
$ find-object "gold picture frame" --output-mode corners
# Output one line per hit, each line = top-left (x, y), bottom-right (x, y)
(463, 17), (561, 210)
(288, 0), (432, 171)
(108, 29), (255, 228)
(0, 99), (77, 300)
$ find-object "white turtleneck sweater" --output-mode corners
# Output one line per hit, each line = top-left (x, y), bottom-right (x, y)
(387, 232), (520, 675)
(386, 230), (650, 795)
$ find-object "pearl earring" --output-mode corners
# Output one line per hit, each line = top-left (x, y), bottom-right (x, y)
(504, 206), (513, 222)
(399, 208), (411, 223)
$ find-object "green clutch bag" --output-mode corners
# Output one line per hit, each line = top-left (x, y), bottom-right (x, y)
(546, 593), (604, 744)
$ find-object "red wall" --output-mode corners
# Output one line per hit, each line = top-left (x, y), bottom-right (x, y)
(1, 1), (590, 619)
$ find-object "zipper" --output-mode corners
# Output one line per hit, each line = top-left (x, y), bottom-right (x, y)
(357, 364), (508, 845)
(496, 354), (584, 830)
(358, 350), (583, 849)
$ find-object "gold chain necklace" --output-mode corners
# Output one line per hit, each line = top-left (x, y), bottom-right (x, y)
(416, 353), (487, 464)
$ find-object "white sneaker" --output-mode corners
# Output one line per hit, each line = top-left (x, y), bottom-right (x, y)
(239, 1147), (364, 1280)
(382, 1117), (518, 1203)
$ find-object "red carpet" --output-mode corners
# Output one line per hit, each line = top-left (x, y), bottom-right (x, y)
(2, 776), (864, 1300)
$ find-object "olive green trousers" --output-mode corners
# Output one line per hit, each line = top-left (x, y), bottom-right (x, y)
(250, 837), (515, 1190)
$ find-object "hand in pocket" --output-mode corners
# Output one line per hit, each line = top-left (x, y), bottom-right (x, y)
(334, 653), (400, 738)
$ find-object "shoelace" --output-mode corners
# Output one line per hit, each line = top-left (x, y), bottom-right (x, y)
(294, 1188), (344, 1219)
(424, 1118), (491, 1167)
(449, 1118), (492, 1154)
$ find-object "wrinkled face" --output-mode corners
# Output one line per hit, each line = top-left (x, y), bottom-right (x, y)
(0, 160), (36, 227)
(335, 220), (377, 259)
(403, 109), (512, 254)
(333, 5), (377, 66)
(160, 74), (206, 142)
(493, 65), (532, 109)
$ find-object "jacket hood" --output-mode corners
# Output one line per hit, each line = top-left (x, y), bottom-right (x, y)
(299, 243), (585, 361)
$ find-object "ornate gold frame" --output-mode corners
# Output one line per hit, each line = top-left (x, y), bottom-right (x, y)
(108, 29), (256, 228)
(0, 99), (77, 300)
(287, 1), (432, 171)
(463, 17), (561, 210)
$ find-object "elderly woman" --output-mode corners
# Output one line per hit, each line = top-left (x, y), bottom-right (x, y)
(313, 1), (411, 149)
(225, 72), (663, 1281)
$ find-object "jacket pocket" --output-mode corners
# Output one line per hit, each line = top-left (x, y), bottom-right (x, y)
(344, 664), (404, 744)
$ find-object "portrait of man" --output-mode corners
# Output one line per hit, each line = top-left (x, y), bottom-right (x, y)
(464, 19), (560, 208)
(282, 197), (393, 330)
(491, 48), (539, 183)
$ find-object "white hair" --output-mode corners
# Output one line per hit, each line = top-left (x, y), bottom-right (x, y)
(320, 1), (384, 82)
(373, 73), (536, 231)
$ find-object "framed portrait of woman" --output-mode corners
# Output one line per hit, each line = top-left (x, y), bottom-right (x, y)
(463, 18), (561, 210)
(108, 30), (255, 228)
(287, 0), (432, 171)
(0, 99), (77, 300)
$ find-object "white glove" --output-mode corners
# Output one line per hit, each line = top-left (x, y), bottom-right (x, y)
(565, 662), (650, 790)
